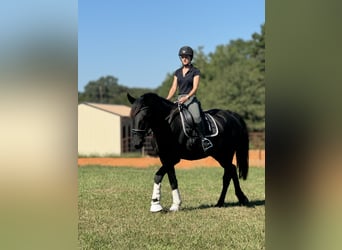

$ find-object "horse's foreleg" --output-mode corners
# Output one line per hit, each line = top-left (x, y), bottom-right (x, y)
(216, 167), (231, 207)
(167, 167), (182, 211)
(231, 164), (249, 206)
(150, 166), (167, 212)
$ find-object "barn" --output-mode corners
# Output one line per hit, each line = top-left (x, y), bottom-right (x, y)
(78, 102), (132, 156)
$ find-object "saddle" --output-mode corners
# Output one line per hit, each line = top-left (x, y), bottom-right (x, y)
(178, 104), (218, 138)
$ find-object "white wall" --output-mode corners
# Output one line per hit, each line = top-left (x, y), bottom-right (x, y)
(78, 104), (122, 156)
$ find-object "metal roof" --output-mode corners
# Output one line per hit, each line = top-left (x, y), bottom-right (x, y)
(81, 102), (131, 117)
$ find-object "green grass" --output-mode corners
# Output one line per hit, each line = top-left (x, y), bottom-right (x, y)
(79, 166), (265, 249)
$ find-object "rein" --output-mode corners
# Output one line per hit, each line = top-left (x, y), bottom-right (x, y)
(131, 106), (149, 117)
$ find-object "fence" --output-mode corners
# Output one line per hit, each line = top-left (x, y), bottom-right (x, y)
(122, 135), (156, 156)
(249, 132), (265, 149)
(122, 132), (265, 156)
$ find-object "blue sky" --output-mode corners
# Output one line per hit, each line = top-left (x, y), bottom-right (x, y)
(79, 1), (264, 92)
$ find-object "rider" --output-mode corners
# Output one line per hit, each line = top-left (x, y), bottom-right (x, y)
(166, 46), (213, 151)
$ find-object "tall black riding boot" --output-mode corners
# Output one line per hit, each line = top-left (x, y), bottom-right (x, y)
(196, 122), (213, 152)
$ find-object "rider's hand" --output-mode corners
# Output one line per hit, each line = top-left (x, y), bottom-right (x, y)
(179, 95), (188, 104)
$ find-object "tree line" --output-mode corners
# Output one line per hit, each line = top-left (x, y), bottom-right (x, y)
(78, 24), (265, 132)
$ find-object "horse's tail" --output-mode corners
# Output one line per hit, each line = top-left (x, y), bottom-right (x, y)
(234, 113), (249, 180)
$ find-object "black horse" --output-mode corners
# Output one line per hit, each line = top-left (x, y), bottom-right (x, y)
(127, 93), (249, 212)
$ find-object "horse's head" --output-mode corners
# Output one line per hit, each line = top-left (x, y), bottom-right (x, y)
(127, 92), (176, 149)
(127, 93), (152, 149)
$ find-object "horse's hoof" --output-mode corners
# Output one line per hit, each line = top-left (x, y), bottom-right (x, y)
(215, 203), (223, 208)
(169, 204), (180, 212)
(239, 197), (250, 206)
(150, 204), (163, 212)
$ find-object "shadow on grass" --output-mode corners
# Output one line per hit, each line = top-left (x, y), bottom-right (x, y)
(181, 199), (265, 211)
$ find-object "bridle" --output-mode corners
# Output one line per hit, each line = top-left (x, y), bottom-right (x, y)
(131, 106), (150, 137)
(131, 128), (148, 137)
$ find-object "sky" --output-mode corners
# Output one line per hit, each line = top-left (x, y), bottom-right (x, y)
(79, 1), (264, 92)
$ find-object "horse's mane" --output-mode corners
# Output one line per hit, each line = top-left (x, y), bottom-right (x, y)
(130, 93), (155, 113)
(139, 93), (176, 110)
(130, 93), (176, 120)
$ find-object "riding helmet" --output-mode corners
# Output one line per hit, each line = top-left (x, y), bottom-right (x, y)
(178, 46), (193, 60)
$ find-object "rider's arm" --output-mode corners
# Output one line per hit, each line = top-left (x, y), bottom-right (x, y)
(166, 76), (178, 100)
(187, 75), (200, 99)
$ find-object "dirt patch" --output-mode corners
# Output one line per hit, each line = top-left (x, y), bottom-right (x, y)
(78, 150), (265, 168)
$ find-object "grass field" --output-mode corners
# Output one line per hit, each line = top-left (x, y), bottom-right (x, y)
(79, 166), (265, 249)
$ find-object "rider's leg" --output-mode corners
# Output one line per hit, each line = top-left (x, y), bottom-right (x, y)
(195, 121), (213, 151)
(187, 98), (213, 151)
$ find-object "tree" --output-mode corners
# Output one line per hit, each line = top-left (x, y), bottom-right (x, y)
(251, 24), (265, 73)
(197, 26), (265, 131)
(79, 24), (265, 132)
(79, 76), (121, 103)
(78, 75), (154, 105)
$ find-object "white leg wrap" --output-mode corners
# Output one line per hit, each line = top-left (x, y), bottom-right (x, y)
(150, 183), (163, 212)
(169, 189), (182, 212)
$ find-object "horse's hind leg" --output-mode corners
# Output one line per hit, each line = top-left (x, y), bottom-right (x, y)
(150, 166), (167, 212)
(231, 164), (249, 205)
(215, 162), (249, 207)
(216, 166), (232, 207)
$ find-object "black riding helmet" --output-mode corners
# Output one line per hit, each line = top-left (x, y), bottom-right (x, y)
(178, 46), (193, 60)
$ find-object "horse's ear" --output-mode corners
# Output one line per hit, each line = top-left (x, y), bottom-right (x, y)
(127, 93), (136, 104)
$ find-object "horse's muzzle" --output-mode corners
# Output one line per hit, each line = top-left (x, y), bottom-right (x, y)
(133, 139), (144, 149)
(132, 130), (146, 149)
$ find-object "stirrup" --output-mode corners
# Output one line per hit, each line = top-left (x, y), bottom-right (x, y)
(202, 138), (213, 151)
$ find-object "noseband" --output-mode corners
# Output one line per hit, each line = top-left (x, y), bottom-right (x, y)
(131, 128), (147, 136)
